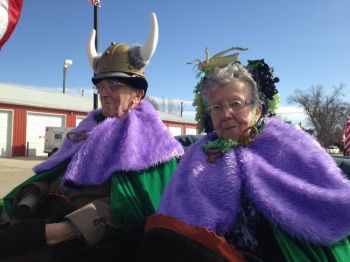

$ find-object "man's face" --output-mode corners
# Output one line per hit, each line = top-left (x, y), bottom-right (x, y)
(97, 79), (144, 118)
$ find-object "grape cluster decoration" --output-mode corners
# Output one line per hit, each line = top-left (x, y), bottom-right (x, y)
(246, 59), (280, 115)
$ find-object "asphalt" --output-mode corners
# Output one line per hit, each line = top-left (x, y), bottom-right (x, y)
(0, 157), (47, 198)
(0, 153), (344, 198)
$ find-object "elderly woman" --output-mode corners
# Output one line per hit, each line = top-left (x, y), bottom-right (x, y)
(143, 48), (350, 261)
(0, 13), (183, 261)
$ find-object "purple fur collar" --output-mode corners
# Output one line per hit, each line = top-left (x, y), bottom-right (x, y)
(34, 101), (184, 186)
(158, 118), (350, 245)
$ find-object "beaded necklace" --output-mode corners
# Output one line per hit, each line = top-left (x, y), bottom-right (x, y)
(203, 125), (259, 163)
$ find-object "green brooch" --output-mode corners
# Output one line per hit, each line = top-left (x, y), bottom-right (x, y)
(203, 125), (260, 163)
(203, 138), (240, 163)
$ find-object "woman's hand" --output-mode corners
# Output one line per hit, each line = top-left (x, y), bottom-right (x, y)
(45, 221), (76, 245)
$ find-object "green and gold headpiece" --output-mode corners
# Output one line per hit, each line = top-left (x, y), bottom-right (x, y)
(188, 47), (248, 133)
(188, 47), (248, 73)
(189, 47), (280, 134)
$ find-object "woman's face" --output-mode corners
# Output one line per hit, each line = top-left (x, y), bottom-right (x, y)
(207, 81), (261, 140)
(98, 79), (144, 118)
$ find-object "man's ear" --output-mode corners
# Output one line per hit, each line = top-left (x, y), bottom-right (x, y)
(133, 89), (145, 104)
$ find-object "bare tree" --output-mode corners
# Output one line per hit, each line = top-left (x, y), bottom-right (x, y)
(160, 97), (166, 112)
(155, 98), (186, 116)
(144, 96), (159, 110)
(167, 99), (177, 115)
(288, 84), (350, 147)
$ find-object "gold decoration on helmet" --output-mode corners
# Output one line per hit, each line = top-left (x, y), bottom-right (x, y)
(96, 42), (145, 77)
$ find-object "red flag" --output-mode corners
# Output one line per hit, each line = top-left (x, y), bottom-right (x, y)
(87, 0), (101, 6)
(0, 0), (23, 49)
(344, 117), (350, 156)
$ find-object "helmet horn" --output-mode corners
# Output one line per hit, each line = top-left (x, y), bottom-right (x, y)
(87, 29), (101, 71)
(140, 12), (159, 63)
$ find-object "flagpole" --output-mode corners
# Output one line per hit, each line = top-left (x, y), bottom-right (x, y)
(93, 1), (100, 110)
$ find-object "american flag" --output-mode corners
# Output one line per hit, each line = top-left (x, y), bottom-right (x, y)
(87, 0), (101, 7)
(0, 0), (23, 49)
(344, 117), (350, 156)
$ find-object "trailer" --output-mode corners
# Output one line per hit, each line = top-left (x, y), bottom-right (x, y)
(44, 126), (72, 156)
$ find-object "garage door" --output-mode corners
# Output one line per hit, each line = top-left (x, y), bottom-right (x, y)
(168, 126), (182, 136)
(0, 110), (13, 157)
(185, 127), (197, 135)
(76, 116), (86, 127)
(26, 113), (65, 156)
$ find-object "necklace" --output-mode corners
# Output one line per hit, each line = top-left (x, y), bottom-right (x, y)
(203, 138), (239, 154)
(203, 138), (239, 163)
(203, 125), (260, 163)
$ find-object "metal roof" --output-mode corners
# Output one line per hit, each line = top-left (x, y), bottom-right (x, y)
(157, 110), (196, 124)
(0, 83), (196, 124)
(0, 82), (92, 112)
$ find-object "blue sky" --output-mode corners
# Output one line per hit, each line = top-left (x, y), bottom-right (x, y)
(1, 0), (349, 119)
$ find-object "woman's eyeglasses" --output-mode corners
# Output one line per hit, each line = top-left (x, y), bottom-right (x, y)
(208, 99), (254, 114)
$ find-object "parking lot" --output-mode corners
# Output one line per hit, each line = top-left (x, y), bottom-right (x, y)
(0, 152), (346, 198)
(0, 157), (46, 197)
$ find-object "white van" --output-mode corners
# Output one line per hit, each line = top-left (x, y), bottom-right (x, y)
(326, 145), (340, 154)
(44, 126), (72, 156)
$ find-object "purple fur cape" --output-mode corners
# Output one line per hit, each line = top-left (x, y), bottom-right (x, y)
(157, 118), (350, 245)
(33, 101), (184, 186)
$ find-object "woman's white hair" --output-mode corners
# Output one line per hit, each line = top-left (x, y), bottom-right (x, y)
(201, 63), (259, 106)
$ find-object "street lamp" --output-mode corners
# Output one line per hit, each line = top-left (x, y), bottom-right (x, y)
(63, 59), (73, 94)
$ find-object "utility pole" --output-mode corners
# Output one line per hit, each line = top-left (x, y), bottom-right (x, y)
(93, 0), (100, 109)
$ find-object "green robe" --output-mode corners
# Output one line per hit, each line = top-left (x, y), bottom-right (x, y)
(0, 158), (177, 230)
(273, 226), (350, 262)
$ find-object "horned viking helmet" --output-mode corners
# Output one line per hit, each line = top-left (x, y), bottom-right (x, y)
(87, 12), (159, 93)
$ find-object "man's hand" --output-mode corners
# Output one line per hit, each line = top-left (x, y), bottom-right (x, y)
(45, 221), (76, 245)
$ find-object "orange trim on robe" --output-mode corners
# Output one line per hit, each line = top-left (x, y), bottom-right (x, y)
(146, 214), (245, 262)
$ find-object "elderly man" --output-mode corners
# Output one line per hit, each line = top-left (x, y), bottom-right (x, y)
(0, 13), (183, 261)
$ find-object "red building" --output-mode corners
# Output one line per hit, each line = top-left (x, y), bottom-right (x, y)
(0, 83), (197, 157)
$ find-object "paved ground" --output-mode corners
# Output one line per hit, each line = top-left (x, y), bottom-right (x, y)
(0, 157), (47, 198)
(0, 153), (345, 198)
